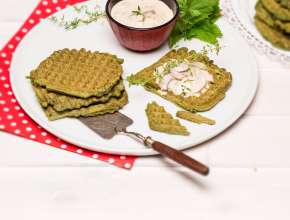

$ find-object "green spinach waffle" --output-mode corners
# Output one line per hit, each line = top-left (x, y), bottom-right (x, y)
(44, 91), (128, 121)
(255, 17), (290, 50)
(32, 80), (125, 111)
(29, 48), (128, 121)
(30, 48), (124, 98)
(128, 48), (232, 112)
(254, 0), (290, 50)
(146, 102), (189, 136)
(279, 0), (290, 9)
(261, 0), (290, 21)
(256, 1), (290, 33)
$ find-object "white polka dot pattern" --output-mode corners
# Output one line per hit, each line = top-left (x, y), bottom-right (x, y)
(76, 149), (83, 154)
(108, 158), (115, 164)
(0, 0), (135, 170)
(46, 138), (52, 143)
(60, 144), (67, 149)
(10, 122), (17, 127)
(124, 163), (131, 169)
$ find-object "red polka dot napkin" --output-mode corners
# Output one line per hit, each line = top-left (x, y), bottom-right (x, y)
(0, 0), (136, 169)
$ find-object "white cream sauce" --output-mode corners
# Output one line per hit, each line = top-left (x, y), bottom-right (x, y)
(111, 0), (174, 28)
(155, 59), (214, 97)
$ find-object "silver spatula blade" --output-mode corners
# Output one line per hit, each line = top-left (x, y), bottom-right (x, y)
(79, 112), (133, 139)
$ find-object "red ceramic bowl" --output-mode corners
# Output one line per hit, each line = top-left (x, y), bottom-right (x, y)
(105, 0), (179, 52)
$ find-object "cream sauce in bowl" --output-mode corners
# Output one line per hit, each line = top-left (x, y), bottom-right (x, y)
(111, 0), (174, 28)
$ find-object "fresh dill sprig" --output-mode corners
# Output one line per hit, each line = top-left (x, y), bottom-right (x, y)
(49, 15), (58, 23)
(181, 82), (192, 96)
(200, 41), (222, 56)
(131, 5), (142, 16)
(49, 3), (105, 30)
(185, 41), (223, 63)
(73, 5), (88, 13)
(131, 5), (145, 22)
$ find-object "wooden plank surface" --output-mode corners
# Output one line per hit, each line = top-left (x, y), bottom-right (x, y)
(0, 167), (290, 219)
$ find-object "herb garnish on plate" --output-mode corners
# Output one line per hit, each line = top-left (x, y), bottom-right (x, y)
(169, 0), (222, 47)
(131, 5), (146, 22)
(49, 4), (105, 30)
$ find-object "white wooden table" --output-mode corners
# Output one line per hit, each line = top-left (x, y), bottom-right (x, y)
(1, 1), (290, 219)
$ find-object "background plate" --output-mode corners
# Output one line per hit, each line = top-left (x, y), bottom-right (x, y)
(10, 1), (258, 156)
(225, 0), (290, 65)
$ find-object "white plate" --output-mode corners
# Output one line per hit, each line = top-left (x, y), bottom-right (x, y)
(10, 1), (258, 156)
(224, 0), (290, 65)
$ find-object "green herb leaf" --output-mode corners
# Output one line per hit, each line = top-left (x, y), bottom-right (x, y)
(169, 0), (222, 47)
(186, 21), (222, 44)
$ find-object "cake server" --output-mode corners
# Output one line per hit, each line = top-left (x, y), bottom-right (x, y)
(80, 112), (209, 176)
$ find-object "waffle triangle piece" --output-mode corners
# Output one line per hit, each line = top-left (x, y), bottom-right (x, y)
(30, 48), (123, 98)
(127, 48), (232, 112)
(146, 102), (189, 136)
(176, 111), (215, 125)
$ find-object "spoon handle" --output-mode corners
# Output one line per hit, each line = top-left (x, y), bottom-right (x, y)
(116, 128), (209, 176)
(151, 141), (209, 176)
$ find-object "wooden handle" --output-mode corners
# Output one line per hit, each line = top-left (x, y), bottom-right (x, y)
(151, 141), (209, 176)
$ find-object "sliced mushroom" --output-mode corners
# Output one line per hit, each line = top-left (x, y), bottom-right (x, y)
(190, 62), (207, 70)
(143, 10), (156, 16)
(182, 75), (206, 94)
(170, 69), (187, 80)
(200, 69), (214, 82)
(172, 63), (189, 73)
(168, 80), (183, 95)
(159, 74), (173, 91)
(186, 67), (199, 79)
(155, 65), (165, 74)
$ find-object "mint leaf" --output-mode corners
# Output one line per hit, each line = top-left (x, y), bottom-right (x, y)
(169, 0), (222, 47)
(187, 21), (222, 44)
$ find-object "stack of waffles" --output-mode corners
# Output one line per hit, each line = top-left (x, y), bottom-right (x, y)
(29, 48), (128, 120)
